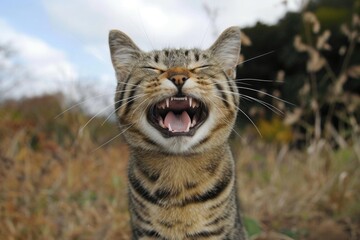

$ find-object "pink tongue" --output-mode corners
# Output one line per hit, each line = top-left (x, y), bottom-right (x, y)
(164, 111), (191, 132)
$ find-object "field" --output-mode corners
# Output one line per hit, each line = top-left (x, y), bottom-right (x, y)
(0, 95), (359, 240)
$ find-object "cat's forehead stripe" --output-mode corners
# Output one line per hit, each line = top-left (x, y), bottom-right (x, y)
(148, 49), (207, 63)
(154, 54), (159, 63)
(194, 52), (200, 62)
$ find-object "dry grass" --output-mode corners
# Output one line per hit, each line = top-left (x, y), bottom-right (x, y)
(233, 137), (360, 239)
(0, 96), (131, 240)
(0, 95), (359, 240)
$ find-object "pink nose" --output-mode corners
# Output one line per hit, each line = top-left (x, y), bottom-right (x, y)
(169, 74), (189, 87)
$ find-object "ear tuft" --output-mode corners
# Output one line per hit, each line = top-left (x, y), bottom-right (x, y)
(109, 30), (141, 81)
(208, 26), (241, 75)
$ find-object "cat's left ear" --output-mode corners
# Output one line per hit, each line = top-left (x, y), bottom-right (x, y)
(109, 30), (141, 82)
(208, 26), (241, 78)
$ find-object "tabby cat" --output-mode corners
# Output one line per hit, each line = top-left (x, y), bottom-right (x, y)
(109, 26), (247, 240)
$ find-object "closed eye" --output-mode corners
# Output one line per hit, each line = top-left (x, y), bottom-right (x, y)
(141, 66), (165, 74)
(190, 65), (213, 71)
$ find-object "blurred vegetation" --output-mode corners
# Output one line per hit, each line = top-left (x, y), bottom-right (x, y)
(237, 0), (360, 148)
(0, 0), (359, 239)
(0, 95), (131, 239)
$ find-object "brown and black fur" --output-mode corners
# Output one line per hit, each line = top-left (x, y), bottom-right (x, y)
(109, 27), (247, 239)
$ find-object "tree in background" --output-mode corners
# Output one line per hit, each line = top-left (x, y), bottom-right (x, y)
(237, 0), (360, 147)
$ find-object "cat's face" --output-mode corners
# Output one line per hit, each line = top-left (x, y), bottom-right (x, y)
(109, 27), (241, 154)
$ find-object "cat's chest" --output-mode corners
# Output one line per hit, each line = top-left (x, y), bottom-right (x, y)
(148, 203), (211, 238)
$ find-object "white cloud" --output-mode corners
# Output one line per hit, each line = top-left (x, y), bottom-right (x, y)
(208, 0), (299, 27)
(0, 18), (78, 97)
(41, 0), (207, 50)
(41, 0), (300, 67)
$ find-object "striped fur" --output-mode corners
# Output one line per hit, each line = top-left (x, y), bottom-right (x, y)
(109, 27), (247, 239)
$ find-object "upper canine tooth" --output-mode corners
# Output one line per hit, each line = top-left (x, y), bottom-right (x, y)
(166, 98), (170, 108)
(192, 100), (197, 108)
(189, 97), (192, 107)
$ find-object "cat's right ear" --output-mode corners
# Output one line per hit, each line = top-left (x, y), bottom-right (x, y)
(109, 30), (141, 82)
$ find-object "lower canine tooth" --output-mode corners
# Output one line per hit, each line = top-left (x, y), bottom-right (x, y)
(159, 103), (165, 109)
(191, 119), (197, 127)
(159, 118), (165, 128)
(168, 123), (172, 131)
(185, 122), (190, 132)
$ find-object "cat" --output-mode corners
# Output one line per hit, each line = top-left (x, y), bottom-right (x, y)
(109, 26), (247, 240)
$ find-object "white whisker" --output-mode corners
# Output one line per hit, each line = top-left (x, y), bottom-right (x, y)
(237, 86), (295, 106)
(115, 88), (144, 93)
(234, 78), (283, 84)
(55, 92), (114, 119)
(137, 9), (155, 49)
(80, 104), (116, 134)
(205, 96), (242, 138)
(207, 81), (252, 87)
(237, 50), (275, 65)
(54, 87), (144, 119)
(102, 94), (148, 126)
(213, 94), (262, 137)
(130, 96), (151, 118)
(92, 123), (134, 152)
(217, 89), (284, 115)
(240, 94), (284, 115)
(119, 82), (145, 89)
(81, 94), (145, 132)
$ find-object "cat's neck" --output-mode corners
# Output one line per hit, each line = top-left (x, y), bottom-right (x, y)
(128, 143), (233, 188)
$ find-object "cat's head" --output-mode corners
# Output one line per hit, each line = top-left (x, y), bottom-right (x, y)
(109, 27), (241, 154)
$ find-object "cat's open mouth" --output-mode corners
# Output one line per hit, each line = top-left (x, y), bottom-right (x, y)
(147, 96), (208, 137)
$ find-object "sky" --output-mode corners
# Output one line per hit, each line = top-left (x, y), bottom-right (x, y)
(0, 0), (300, 101)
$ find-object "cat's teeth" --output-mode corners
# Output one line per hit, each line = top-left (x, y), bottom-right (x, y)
(158, 117), (165, 128)
(191, 118), (197, 127)
(171, 97), (187, 101)
(192, 100), (197, 108)
(168, 123), (172, 131)
(185, 122), (191, 132)
(157, 102), (165, 109)
(160, 96), (198, 109)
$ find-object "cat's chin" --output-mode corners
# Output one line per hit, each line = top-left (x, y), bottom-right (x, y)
(146, 95), (208, 138)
